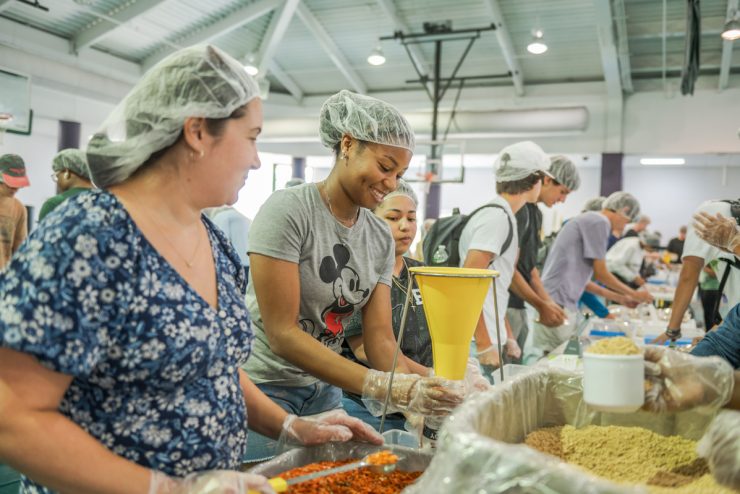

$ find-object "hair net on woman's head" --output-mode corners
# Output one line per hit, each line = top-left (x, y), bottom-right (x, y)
(87, 44), (260, 188)
(603, 191), (640, 221)
(318, 90), (415, 153)
(494, 141), (549, 183)
(53, 149), (91, 180)
(549, 155), (580, 191)
(582, 196), (606, 212)
(382, 178), (418, 206)
(639, 231), (661, 248)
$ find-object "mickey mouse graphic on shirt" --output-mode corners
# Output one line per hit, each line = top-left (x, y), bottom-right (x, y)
(312, 243), (369, 348)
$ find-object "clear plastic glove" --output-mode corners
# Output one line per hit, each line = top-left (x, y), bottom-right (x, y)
(505, 338), (522, 361)
(149, 469), (274, 494)
(475, 343), (501, 368)
(361, 369), (465, 417)
(631, 289), (654, 305)
(642, 346), (734, 413)
(279, 409), (382, 446)
(464, 357), (491, 393)
(693, 212), (740, 253)
(537, 301), (566, 327)
(696, 410), (740, 490)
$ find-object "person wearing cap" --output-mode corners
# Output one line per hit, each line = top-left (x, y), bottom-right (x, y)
(507, 155), (580, 363)
(457, 141), (547, 373)
(0, 46), (382, 494)
(606, 231), (662, 289)
(529, 192), (654, 359)
(38, 148), (94, 222)
(243, 90), (464, 460)
(0, 153), (30, 270)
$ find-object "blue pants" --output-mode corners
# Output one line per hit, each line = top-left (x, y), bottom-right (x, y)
(243, 381), (342, 463)
(691, 303), (740, 369)
(340, 394), (407, 433)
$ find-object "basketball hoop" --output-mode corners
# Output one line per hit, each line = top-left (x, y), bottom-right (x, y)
(416, 171), (438, 193)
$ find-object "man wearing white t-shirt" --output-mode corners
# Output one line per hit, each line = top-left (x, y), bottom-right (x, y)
(655, 199), (740, 343)
(458, 141), (548, 371)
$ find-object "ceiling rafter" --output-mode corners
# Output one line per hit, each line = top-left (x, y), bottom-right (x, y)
(72, 0), (168, 52)
(375, 0), (432, 87)
(141, 0), (282, 71)
(269, 59), (304, 101)
(0, 0), (13, 14)
(719, 0), (738, 91)
(256, 0), (300, 75)
(612, 0), (633, 93)
(593, 0), (623, 152)
(483, 0), (525, 96)
(295, 1), (367, 94)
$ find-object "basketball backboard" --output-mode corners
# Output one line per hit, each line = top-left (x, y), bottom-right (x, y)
(0, 67), (32, 135)
(403, 139), (466, 184)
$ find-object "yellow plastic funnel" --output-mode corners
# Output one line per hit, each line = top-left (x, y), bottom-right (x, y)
(409, 266), (497, 380)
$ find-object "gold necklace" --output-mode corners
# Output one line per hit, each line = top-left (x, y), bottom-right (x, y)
(321, 181), (359, 227)
(142, 210), (204, 268)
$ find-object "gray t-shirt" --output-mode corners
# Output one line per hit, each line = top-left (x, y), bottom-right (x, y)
(542, 212), (610, 311)
(244, 183), (395, 386)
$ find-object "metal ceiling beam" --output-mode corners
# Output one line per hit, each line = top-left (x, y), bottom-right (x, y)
(142, 0), (282, 71)
(593, 0), (623, 152)
(0, 0), (14, 14)
(719, 0), (738, 91)
(269, 60), (304, 101)
(375, 0), (431, 79)
(0, 16), (141, 85)
(296, 2), (367, 93)
(483, 0), (525, 96)
(257, 0), (300, 75)
(612, 0), (633, 93)
(72, 0), (167, 52)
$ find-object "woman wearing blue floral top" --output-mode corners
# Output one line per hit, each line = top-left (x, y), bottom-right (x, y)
(0, 45), (380, 494)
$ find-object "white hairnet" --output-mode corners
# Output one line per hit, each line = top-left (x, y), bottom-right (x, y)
(87, 44), (260, 188)
(53, 149), (91, 180)
(549, 155), (580, 191)
(318, 90), (415, 153)
(636, 214), (651, 224)
(603, 191), (641, 221)
(382, 178), (418, 206)
(495, 141), (549, 183)
(639, 231), (661, 248)
(582, 196), (606, 212)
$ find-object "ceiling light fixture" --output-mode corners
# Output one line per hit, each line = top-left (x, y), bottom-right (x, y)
(244, 54), (259, 76)
(721, 11), (740, 41)
(527, 29), (548, 55)
(640, 157), (686, 166)
(367, 44), (386, 66)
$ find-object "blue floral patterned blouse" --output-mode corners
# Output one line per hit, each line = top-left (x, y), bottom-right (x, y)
(0, 190), (253, 493)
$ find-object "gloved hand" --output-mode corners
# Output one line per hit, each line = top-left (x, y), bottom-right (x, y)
(693, 212), (740, 253)
(642, 346), (734, 413)
(149, 469), (275, 494)
(505, 338), (522, 361)
(279, 409), (382, 446)
(475, 343), (501, 368)
(696, 410), (740, 490)
(361, 369), (465, 417)
(464, 357), (491, 393)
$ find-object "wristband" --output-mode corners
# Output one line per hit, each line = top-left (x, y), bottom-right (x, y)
(665, 327), (681, 339)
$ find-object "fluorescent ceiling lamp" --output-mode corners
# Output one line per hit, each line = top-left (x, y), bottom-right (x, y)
(640, 158), (685, 165)
(367, 45), (386, 66)
(721, 17), (740, 41)
(527, 29), (548, 55)
(244, 53), (259, 76)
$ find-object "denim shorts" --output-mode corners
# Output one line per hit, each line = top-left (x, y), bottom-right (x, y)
(243, 381), (342, 463)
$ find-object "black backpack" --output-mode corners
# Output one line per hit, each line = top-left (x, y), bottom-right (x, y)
(422, 203), (514, 267)
(709, 199), (740, 326)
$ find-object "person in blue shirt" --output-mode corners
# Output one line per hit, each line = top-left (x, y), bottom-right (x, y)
(0, 45), (379, 494)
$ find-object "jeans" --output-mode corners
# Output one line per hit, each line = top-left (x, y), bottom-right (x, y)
(243, 381), (342, 463)
(340, 394), (407, 433)
(692, 302), (740, 369)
